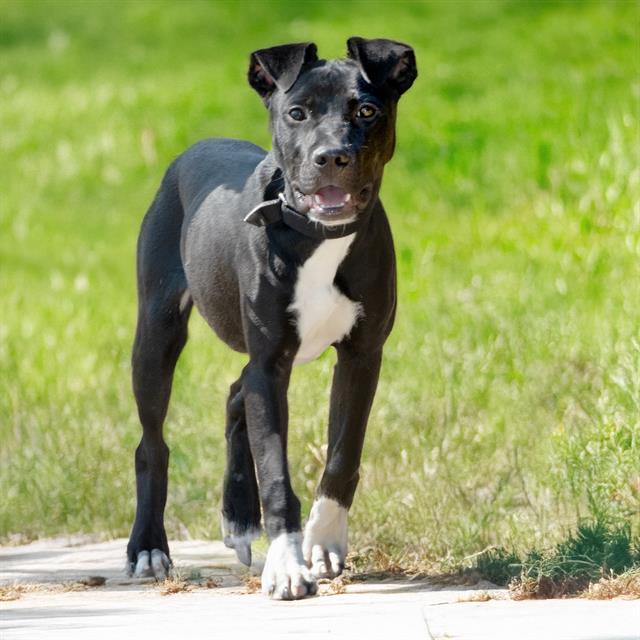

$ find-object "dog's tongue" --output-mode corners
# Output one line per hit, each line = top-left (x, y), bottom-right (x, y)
(313, 186), (350, 209)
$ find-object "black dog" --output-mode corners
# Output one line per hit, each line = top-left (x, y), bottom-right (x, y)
(126, 37), (416, 600)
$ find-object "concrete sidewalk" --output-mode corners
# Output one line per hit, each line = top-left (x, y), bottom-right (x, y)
(1, 537), (638, 640)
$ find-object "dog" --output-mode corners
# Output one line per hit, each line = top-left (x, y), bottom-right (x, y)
(126, 37), (417, 600)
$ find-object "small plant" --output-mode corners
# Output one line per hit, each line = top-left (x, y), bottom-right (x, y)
(474, 520), (640, 598)
(475, 547), (521, 586)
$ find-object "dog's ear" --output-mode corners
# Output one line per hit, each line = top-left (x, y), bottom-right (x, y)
(248, 42), (318, 103)
(347, 37), (417, 97)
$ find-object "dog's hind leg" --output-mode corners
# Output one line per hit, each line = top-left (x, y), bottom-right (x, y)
(127, 171), (192, 579)
(220, 376), (262, 566)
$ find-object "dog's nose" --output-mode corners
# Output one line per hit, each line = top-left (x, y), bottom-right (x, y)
(313, 147), (352, 168)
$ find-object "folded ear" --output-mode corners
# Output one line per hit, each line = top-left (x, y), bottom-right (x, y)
(248, 42), (318, 103)
(347, 37), (417, 96)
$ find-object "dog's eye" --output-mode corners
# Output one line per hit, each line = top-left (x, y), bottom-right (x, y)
(357, 104), (378, 120)
(288, 107), (307, 122)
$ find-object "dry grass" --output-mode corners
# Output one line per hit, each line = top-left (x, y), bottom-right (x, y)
(457, 591), (493, 603)
(509, 576), (585, 601)
(428, 570), (492, 589)
(346, 547), (414, 580)
(0, 584), (27, 602)
(156, 567), (225, 594)
(242, 575), (262, 594)
(158, 575), (193, 596)
(0, 581), (88, 601)
(510, 571), (640, 601)
(318, 575), (350, 596)
(585, 569), (640, 600)
(203, 577), (223, 589)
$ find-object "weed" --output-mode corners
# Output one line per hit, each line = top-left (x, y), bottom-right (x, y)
(475, 548), (521, 586)
(474, 521), (640, 598)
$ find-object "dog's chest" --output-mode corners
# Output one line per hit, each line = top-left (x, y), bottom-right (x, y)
(289, 235), (361, 365)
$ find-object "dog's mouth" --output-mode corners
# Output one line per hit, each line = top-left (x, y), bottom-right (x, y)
(312, 185), (352, 212)
(294, 185), (372, 226)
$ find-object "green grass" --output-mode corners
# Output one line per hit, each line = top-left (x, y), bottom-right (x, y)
(475, 520), (640, 597)
(1, 0), (639, 572)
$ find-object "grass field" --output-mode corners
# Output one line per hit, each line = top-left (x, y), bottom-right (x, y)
(1, 0), (639, 572)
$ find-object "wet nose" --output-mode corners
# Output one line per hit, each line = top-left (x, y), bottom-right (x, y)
(312, 147), (352, 168)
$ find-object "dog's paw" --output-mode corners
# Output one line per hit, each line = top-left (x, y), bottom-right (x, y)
(261, 532), (317, 600)
(303, 497), (348, 579)
(221, 516), (262, 566)
(127, 549), (171, 580)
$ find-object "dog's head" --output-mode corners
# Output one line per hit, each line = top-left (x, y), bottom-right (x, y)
(249, 37), (417, 226)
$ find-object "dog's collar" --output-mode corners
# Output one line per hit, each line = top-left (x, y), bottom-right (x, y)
(244, 194), (362, 240)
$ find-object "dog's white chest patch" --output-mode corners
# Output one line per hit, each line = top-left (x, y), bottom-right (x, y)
(289, 234), (361, 365)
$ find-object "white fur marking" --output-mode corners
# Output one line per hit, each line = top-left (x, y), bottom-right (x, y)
(289, 234), (361, 365)
(303, 497), (348, 578)
(261, 531), (316, 599)
(130, 548), (170, 579)
(179, 289), (191, 313)
(220, 516), (261, 566)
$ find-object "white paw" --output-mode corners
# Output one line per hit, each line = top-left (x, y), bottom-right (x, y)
(303, 497), (348, 578)
(261, 532), (317, 600)
(221, 516), (262, 566)
(128, 549), (171, 579)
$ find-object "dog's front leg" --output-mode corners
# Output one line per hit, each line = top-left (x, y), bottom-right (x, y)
(242, 359), (317, 600)
(303, 346), (382, 578)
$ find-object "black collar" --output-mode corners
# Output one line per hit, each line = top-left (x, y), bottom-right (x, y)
(244, 197), (361, 240)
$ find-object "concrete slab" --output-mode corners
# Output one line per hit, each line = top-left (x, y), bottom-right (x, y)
(1, 538), (638, 640)
(0, 536), (246, 588)
(424, 598), (640, 640)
